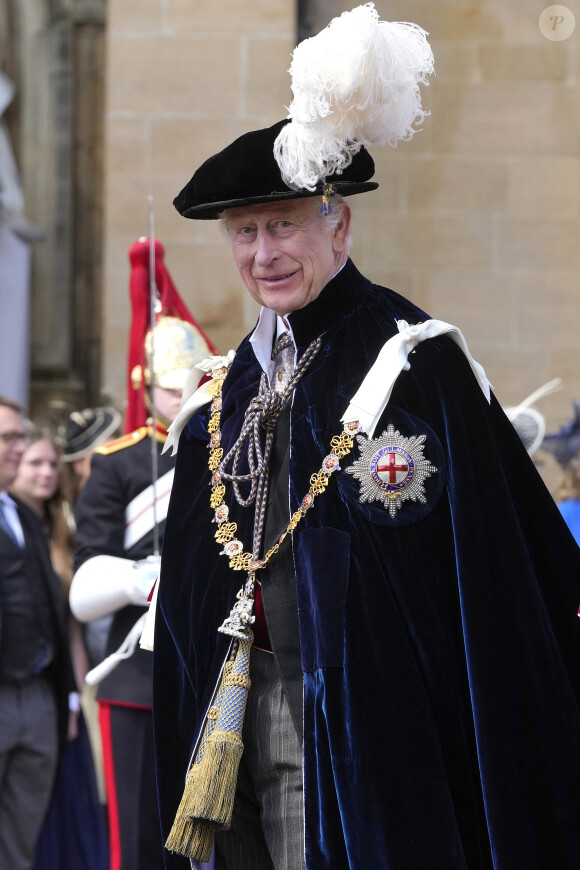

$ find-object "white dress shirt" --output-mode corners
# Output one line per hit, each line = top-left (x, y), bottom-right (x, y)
(250, 310), (296, 386)
(0, 490), (25, 547)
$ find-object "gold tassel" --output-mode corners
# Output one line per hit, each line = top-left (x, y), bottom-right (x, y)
(185, 729), (243, 822)
(165, 814), (215, 862)
(165, 635), (253, 860)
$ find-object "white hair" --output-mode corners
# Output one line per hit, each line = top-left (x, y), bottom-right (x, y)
(317, 193), (347, 232)
(314, 194), (353, 254)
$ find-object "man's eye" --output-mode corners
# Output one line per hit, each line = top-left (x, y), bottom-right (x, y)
(234, 226), (256, 240)
(272, 220), (293, 234)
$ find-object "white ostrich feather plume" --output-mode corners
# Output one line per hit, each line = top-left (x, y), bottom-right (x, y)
(274, 2), (435, 191)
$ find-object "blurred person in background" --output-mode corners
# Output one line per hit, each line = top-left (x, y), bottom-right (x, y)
(59, 405), (123, 504)
(504, 378), (562, 468)
(13, 435), (75, 586)
(70, 237), (215, 870)
(10, 430), (109, 870)
(0, 397), (77, 870)
(57, 405), (123, 668)
(543, 399), (580, 547)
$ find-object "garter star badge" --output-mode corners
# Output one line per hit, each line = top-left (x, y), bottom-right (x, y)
(345, 423), (438, 518)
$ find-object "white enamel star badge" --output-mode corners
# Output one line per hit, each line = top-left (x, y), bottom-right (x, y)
(345, 423), (438, 518)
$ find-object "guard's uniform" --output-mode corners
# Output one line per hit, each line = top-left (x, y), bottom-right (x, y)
(75, 426), (175, 870)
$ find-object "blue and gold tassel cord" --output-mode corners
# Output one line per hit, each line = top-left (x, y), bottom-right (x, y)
(165, 634), (253, 860)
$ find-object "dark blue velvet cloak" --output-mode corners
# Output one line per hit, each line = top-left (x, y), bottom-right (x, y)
(153, 259), (580, 869)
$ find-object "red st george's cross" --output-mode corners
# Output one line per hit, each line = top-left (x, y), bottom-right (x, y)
(377, 450), (409, 483)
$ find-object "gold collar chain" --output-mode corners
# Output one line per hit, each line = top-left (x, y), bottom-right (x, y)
(205, 363), (361, 638)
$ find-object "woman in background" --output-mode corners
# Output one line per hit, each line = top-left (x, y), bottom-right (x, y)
(10, 432), (109, 870)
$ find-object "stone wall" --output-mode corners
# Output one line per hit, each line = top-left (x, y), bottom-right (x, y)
(101, 0), (296, 404)
(6, 0), (106, 419)
(102, 0), (580, 488)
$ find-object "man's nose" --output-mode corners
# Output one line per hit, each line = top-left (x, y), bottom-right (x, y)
(254, 228), (277, 266)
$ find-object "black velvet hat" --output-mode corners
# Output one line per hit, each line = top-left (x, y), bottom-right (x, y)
(173, 120), (379, 220)
(59, 406), (122, 461)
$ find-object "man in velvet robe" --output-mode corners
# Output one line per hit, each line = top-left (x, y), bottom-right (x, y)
(151, 115), (580, 870)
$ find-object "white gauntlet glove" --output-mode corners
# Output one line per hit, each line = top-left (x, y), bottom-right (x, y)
(70, 554), (161, 622)
(130, 555), (162, 605)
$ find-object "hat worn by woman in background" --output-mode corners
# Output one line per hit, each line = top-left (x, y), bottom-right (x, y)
(543, 400), (580, 546)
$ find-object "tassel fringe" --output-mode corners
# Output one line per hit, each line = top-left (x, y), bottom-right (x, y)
(185, 730), (244, 821)
(164, 733), (244, 859)
(165, 635), (253, 860)
(165, 817), (215, 862)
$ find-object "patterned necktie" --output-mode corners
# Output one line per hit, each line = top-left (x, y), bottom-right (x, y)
(0, 498), (22, 548)
(271, 332), (295, 393)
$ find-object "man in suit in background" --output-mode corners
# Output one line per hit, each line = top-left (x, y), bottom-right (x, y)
(0, 396), (78, 870)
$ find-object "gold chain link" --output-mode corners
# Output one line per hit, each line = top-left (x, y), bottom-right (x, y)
(208, 447), (224, 471)
(229, 552), (254, 572)
(331, 431), (354, 456)
(207, 369), (358, 572)
(214, 521), (238, 545)
(210, 483), (226, 508)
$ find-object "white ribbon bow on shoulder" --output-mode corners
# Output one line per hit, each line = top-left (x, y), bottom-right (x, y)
(341, 319), (491, 439)
(144, 320), (490, 653)
(164, 350), (237, 456)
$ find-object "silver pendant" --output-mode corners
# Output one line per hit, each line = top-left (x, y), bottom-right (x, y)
(345, 424), (437, 518)
(217, 574), (256, 639)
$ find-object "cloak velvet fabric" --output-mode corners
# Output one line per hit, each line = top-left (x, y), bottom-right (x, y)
(153, 259), (580, 869)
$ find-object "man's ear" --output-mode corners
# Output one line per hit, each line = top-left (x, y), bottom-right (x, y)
(332, 203), (351, 253)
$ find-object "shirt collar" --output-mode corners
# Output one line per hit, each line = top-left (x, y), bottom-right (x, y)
(0, 491), (17, 508)
(248, 259), (352, 375)
(0, 491), (25, 547)
(250, 309), (296, 379)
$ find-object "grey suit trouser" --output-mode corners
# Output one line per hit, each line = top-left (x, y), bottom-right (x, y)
(214, 647), (305, 870)
(0, 675), (58, 870)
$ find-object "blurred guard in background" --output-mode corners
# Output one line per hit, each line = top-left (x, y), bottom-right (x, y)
(70, 238), (215, 870)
